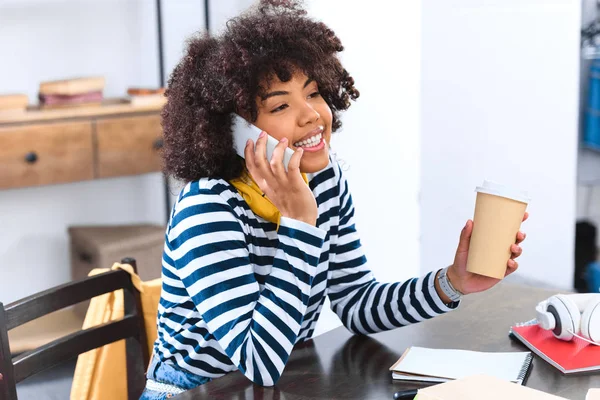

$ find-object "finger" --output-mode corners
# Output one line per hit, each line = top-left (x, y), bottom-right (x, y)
(253, 131), (274, 178)
(505, 259), (519, 277)
(515, 231), (526, 244)
(510, 244), (523, 259)
(456, 220), (473, 253)
(254, 131), (268, 165)
(288, 147), (304, 180)
(244, 139), (256, 170)
(245, 136), (273, 196)
(244, 139), (262, 185)
(522, 212), (529, 222)
(270, 137), (288, 180)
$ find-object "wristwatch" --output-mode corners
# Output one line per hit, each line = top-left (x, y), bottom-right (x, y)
(437, 267), (463, 303)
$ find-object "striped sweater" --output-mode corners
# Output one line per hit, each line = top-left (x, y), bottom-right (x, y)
(154, 159), (458, 386)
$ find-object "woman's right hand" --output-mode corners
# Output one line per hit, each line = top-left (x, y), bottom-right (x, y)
(245, 131), (318, 226)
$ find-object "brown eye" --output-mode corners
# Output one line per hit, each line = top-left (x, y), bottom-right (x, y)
(271, 104), (289, 113)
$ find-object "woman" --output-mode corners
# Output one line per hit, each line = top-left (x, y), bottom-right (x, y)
(141, 1), (528, 398)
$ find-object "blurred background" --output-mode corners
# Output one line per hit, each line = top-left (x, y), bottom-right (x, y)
(1, 0), (599, 397)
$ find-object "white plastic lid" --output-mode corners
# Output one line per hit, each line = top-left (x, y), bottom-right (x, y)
(475, 180), (531, 204)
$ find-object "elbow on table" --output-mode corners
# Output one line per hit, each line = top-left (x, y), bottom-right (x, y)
(237, 362), (284, 387)
(243, 373), (280, 387)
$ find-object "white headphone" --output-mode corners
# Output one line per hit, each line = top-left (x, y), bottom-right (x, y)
(535, 293), (600, 345)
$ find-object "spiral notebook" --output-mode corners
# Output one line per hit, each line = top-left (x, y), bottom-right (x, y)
(509, 319), (600, 374)
(389, 346), (533, 385)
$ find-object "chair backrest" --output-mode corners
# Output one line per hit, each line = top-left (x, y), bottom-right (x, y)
(0, 257), (149, 400)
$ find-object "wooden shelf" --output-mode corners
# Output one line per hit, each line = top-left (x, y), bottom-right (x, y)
(0, 98), (165, 125)
(0, 99), (164, 190)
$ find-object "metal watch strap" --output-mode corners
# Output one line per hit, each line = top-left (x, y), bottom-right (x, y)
(437, 267), (463, 302)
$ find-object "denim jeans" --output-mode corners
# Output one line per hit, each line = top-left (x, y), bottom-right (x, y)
(139, 355), (211, 399)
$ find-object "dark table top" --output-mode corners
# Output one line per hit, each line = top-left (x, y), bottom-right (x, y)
(176, 282), (600, 400)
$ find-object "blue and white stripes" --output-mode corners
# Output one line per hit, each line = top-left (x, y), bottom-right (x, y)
(153, 159), (458, 386)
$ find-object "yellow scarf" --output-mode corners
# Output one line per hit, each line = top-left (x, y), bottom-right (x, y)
(229, 169), (309, 227)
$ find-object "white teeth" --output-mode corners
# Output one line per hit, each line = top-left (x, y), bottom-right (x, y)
(294, 133), (322, 148)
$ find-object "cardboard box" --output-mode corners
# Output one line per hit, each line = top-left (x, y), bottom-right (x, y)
(68, 224), (165, 316)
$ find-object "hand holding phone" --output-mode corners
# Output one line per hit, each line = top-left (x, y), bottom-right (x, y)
(231, 114), (318, 226)
(232, 114), (294, 171)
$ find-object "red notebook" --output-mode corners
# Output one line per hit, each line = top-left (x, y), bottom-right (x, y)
(509, 320), (600, 374)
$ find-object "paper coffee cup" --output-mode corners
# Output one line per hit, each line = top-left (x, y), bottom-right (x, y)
(466, 180), (530, 279)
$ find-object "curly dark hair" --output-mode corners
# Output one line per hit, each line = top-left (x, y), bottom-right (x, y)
(161, 0), (360, 182)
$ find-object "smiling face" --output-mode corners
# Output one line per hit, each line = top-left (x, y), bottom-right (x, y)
(252, 71), (333, 173)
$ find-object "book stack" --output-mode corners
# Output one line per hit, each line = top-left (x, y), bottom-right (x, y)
(127, 87), (166, 107)
(0, 94), (28, 114)
(38, 76), (105, 108)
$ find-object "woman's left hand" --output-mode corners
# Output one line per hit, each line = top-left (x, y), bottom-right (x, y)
(447, 212), (529, 295)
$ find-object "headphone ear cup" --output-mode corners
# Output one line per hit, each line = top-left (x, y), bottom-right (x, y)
(580, 298), (600, 342)
(548, 295), (581, 341)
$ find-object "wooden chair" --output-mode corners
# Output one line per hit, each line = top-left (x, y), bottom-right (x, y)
(0, 257), (149, 400)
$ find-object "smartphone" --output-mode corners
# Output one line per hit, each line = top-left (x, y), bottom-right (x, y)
(231, 114), (294, 170)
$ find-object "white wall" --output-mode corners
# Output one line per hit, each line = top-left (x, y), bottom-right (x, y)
(1, 0), (583, 335)
(0, 0), (424, 336)
(306, 0), (422, 335)
(0, 0), (253, 304)
(419, 0), (581, 289)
